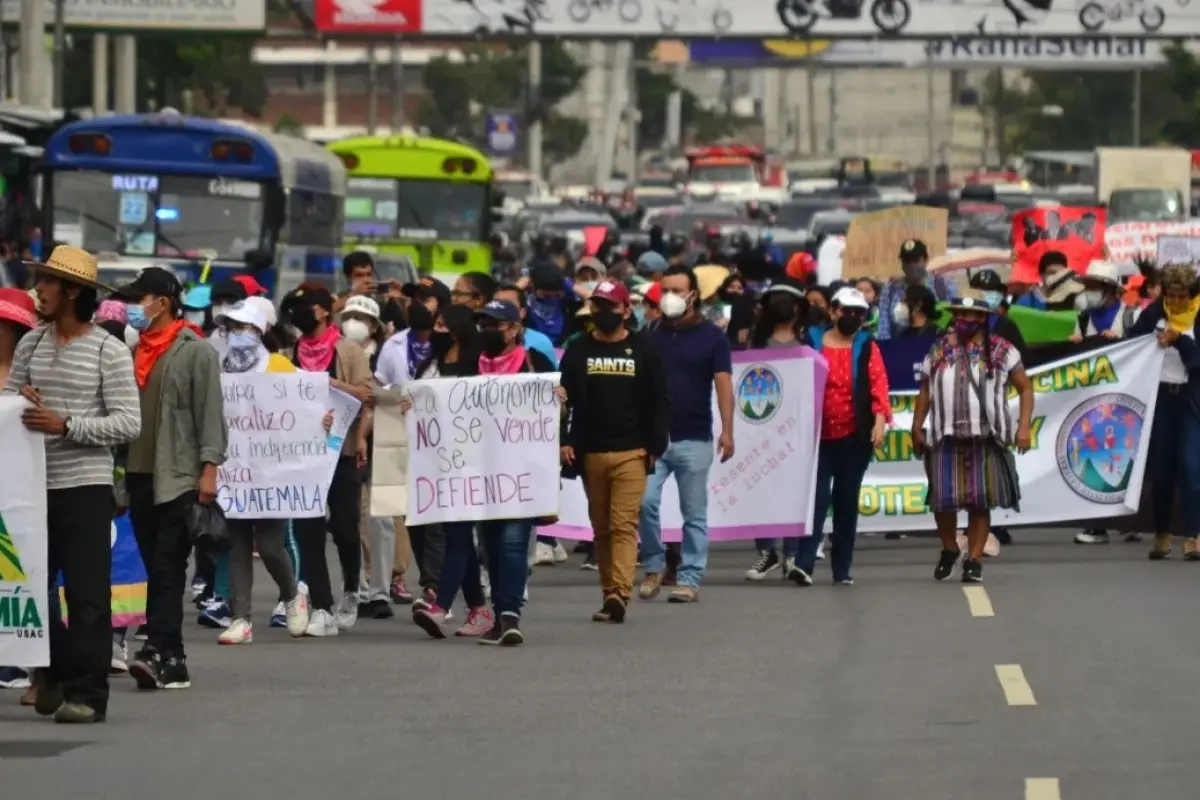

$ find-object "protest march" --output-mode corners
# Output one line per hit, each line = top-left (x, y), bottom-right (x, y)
(0, 220), (1196, 731)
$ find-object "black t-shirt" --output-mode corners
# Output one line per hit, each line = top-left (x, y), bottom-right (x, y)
(572, 335), (645, 453)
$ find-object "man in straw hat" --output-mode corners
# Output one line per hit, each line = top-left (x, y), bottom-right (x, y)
(116, 267), (227, 691)
(3, 245), (142, 723)
(1068, 259), (1138, 345)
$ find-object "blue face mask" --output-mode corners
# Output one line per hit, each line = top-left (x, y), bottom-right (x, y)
(126, 304), (150, 332)
(227, 330), (260, 350)
(633, 306), (646, 328)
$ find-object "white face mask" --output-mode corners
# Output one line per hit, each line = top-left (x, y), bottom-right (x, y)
(892, 302), (910, 327)
(342, 318), (372, 344)
(184, 310), (206, 327)
(661, 291), (690, 319)
(1083, 289), (1108, 310)
(578, 281), (598, 293)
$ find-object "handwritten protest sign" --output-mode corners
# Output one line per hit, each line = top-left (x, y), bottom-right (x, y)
(405, 373), (562, 525)
(218, 372), (332, 520)
(324, 387), (362, 485)
(1105, 220), (1200, 262)
(842, 206), (948, 280)
(1155, 234), (1200, 266)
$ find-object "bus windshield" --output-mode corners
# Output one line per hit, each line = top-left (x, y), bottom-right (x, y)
(51, 171), (265, 261)
(344, 177), (487, 242)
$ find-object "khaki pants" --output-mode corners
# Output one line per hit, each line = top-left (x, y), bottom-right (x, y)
(392, 517), (412, 576)
(583, 449), (647, 600)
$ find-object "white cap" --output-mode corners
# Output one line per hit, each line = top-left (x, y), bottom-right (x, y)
(831, 287), (870, 310)
(215, 300), (269, 334)
(343, 295), (381, 320)
(244, 296), (277, 329)
(1083, 259), (1122, 287)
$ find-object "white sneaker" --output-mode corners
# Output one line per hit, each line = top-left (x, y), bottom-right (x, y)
(552, 542), (569, 563)
(815, 536), (827, 560)
(304, 609), (338, 637)
(335, 592), (358, 631)
(110, 639), (129, 673)
(534, 542), (556, 566)
(218, 618), (254, 645)
(523, 586), (529, 602)
(285, 592), (310, 638)
(1074, 529), (1110, 544)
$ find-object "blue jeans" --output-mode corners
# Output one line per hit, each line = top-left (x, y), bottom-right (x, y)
(638, 439), (715, 588)
(436, 522), (487, 611)
(795, 435), (873, 582)
(754, 537), (802, 559)
(1149, 386), (1200, 536)
(480, 519), (534, 617)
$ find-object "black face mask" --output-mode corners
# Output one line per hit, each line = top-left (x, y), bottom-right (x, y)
(592, 308), (624, 334)
(479, 329), (508, 357)
(291, 305), (318, 336)
(430, 331), (453, 355)
(836, 315), (862, 336)
(407, 302), (434, 332)
(806, 307), (829, 327)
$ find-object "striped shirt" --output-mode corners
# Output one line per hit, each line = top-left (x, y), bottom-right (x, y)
(919, 335), (1021, 445)
(2, 323), (141, 489)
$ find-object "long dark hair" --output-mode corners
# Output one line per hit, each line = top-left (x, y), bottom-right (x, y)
(750, 290), (807, 349)
(418, 304), (480, 377)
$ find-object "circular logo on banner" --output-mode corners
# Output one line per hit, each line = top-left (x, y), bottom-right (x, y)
(735, 364), (782, 424)
(1055, 393), (1146, 504)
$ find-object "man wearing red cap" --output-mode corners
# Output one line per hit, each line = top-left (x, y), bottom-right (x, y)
(559, 280), (670, 622)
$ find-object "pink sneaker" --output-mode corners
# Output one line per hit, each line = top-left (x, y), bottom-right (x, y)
(412, 604), (448, 639)
(455, 607), (494, 638)
(389, 574), (413, 604)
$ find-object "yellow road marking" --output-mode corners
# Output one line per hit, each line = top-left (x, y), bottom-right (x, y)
(1025, 777), (1061, 799)
(995, 664), (1037, 706)
(962, 586), (995, 617)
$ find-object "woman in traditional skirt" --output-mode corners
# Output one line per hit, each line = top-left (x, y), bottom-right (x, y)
(912, 289), (1035, 584)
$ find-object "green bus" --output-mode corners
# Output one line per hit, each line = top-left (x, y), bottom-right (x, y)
(327, 133), (494, 281)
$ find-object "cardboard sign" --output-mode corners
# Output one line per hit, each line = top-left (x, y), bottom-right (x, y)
(1156, 234), (1200, 266)
(405, 373), (562, 525)
(842, 206), (948, 280)
(1011, 206), (1106, 284)
(217, 372), (333, 519)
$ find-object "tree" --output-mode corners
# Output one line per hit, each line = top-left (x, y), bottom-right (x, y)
(419, 43), (588, 166)
(635, 66), (733, 150)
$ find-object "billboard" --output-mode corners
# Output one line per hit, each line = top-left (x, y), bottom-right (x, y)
(316, 0), (1200, 37)
(1, 0), (266, 31)
(687, 37), (1171, 68)
(485, 111), (520, 155)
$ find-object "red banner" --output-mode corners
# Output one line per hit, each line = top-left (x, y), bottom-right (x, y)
(1011, 207), (1106, 285)
(313, 0), (422, 33)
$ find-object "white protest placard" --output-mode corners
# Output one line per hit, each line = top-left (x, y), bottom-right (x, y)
(0, 396), (49, 667)
(405, 373), (562, 525)
(1155, 234), (1200, 266)
(324, 387), (362, 485)
(218, 372), (332, 519)
(1105, 220), (1200, 262)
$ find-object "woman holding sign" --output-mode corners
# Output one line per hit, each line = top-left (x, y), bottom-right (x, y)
(912, 290), (1035, 585)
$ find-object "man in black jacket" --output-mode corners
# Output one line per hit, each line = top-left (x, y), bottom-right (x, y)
(560, 280), (670, 623)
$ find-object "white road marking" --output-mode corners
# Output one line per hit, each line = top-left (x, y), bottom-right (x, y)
(995, 664), (1038, 706)
(963, 586), (995, 617)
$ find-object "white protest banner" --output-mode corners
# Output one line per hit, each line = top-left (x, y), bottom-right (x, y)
(545, 350), (825, 541)
(405, 373), (562, 525)
(1155, 234), (1200, 267)
(1106, 220), (1200, 262)
(0, 396), (49, 667)
(857, 337), (1164, 532)
(217, 372), (332, 520)
(324, 386), (362, 485)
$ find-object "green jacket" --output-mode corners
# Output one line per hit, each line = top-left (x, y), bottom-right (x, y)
(147, 327), (227, 505)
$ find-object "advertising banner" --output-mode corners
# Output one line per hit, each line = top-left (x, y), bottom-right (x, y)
(392, 0), (1200, 38)
(1012, 207), (1106, 283)
(1, 0), (266, 31)
(0, 396), (48, 668)
(485, 111), (520, 156)
(545, 349), (825, 541)
(860, 337), (1163, 532)
(1106, 220), (1200, 263)
(405, 373), (562, 525)
(687, 37), (1169, 68)
(217, 372), (333, 520)
(843, 206), (948, 281)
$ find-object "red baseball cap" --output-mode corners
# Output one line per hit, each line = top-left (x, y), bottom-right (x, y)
(643, 282), (663, 306)
(0, 287), (37, 329)
(590, 279), (630, 305)
(232, 274), (268, 296)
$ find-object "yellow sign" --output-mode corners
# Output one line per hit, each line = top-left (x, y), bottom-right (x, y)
(842, 206), (949, 280)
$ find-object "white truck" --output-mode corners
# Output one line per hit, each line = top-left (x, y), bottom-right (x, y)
(1095, 147), (1190, 223)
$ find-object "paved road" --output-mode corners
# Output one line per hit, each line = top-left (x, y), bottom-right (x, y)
(1, 534), (1192, 800)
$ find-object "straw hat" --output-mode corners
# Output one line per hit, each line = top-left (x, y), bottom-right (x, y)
(945, 288), (996, 314)
(694, 264), (730, 301)
(28, 245), (111, 291)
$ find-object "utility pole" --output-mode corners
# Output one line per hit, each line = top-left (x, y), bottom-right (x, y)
(926, 54), (936, 191)
(528, 41), (543, 179)
(366, 42), (378, 134)
(390, 36), (403, 130)
(51, 0), (65, 107)
(1131, 70), (1142, 146)
(18, 0), (46, 107)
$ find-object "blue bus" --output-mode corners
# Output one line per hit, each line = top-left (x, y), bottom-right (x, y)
(41, 112), (347, 297)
